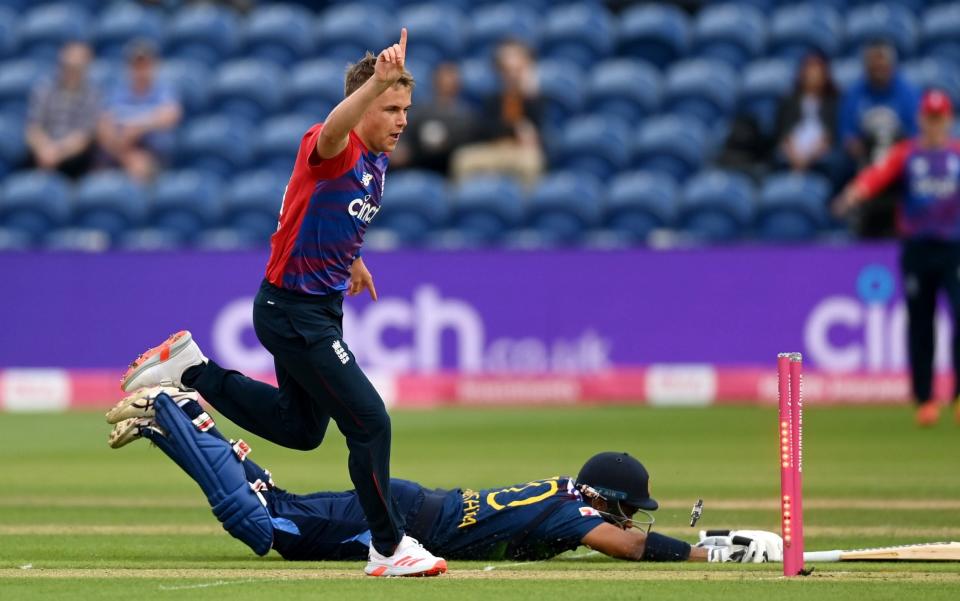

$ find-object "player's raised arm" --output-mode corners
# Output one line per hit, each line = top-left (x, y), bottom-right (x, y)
(316, 28), (408, 159)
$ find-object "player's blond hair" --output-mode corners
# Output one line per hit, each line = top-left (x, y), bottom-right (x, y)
(344, 52), (415, 97)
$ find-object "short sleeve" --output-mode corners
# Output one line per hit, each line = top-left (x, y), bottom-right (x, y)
(534, 501), (605, 545)
(302, 124), (362, 179)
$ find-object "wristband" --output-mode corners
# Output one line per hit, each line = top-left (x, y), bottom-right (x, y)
(641, 531), (692, 562)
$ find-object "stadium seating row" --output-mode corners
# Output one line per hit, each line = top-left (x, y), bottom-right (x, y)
(1, 1), (959, 71)
(0, 168), (836, 251)
(2, 47), (958, 177)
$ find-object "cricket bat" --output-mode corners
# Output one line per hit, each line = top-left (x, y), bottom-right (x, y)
(803, 541), (960, 562)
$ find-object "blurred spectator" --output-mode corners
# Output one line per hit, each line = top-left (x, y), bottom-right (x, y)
(834, 90), (960, 426)
(714, 112), (768, 181)
(97, 40), (182, 182)
(392, 63), (476, 176)
(451, 39), (545, 188)
(774, 52), (843, 189)
(840, 40), (920, 165)
(839, 40), (920, 237)
(24, 42), (99, 179)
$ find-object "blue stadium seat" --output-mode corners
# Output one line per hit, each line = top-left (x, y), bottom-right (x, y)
(93, 3), (165, 60)
(315, 3), (395, 65)
(499, 228), (568, 249)
(553, 114), (631, 180)
(253, 113), (316, 174)
(584, 59), (661, 123)
(0, 114), (26, 179)
(208, 60), (286, 123)
(242, 4), (315, 67)
(397, 0), (471, 10)
(679, 169), (756, 243)
(0, 59), (49, 122)
(771, 0), (846, 7)
(0, 170), (72, 238)
(117, 227), (186, 251)
(398, 3), (465, 68)
(467, 4), (540, 58)
(73, 171), (148, 238)
(663, 59), (739, 125)
(845, 3), (918, 58)
(536, 59), (584, 130)
(42, 227), (110, 251)
(903, 58), (960, 105)
(403, 58), (434, 104)
(157, 58), (211, 115)
(768, 4), (843, 59)
(287, 59), (345, 118)
(458, 58), (499, 109)
(176, 115), (255, 177)
(375, 170), (450, 244)
(221, 170), (286, 241)
(831, 56), (861, 91)
(693, 3), (767, 69)
(0, 226), (32, 250)
(451, 176), (524, 244)
(921, 3), (960, 65)
(616, 4), (690, 68)
(605, 170), (679, 243)
(19, 3), (90, 62)
(539, 3), (614, 70)
(632, 116), (707, 181)
(164, 4), (241, 67)
(194, 227), (266, 251)
(526, 171), (603, 244)
(848, 0), (926, 15)
(150, 170), (223, 240)
(740, 58), (795, 137)
(0, 7), (18, 59)
(756, 172), (830, 242)
(88, 57), (122, 91)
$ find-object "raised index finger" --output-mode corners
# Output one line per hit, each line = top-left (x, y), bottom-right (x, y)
(399, 27), (407, 54)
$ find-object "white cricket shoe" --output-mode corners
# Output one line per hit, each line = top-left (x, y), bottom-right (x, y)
(364, 536), (447, 577)
(121, 331), (207, 393)
(108, 417), (164, 449)
(106, 386), (199, 424)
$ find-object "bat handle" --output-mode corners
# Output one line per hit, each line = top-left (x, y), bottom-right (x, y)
(803, 550), (842, 562)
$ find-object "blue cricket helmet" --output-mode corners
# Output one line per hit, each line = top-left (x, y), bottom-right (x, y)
(576, 451), (659, 511)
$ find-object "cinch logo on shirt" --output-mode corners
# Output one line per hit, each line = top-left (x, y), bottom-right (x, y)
(332, 340), (350, 365)
(348, 195), (380, 224)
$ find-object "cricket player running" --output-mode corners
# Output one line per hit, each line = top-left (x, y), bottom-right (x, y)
(120, 30), (445, 576)
(106, 387), (783, 567)
(835, 89), (960, 426)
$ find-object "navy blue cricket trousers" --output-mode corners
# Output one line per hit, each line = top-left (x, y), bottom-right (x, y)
(183, 279), (404, 554)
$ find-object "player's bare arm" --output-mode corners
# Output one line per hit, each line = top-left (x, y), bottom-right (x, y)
(348, 256), (377, 301)
(581, 523), (709, 562)
(316, 28), (408, 159)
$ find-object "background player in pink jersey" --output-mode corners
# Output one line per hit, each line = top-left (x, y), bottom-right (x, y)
(835, 90), (960, 427)
(120, 29), (448, 577)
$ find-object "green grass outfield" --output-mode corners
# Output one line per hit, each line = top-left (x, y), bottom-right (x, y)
(2, 404), (960, 600)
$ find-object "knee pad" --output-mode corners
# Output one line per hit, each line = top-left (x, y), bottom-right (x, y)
(152, 393), (274, 556)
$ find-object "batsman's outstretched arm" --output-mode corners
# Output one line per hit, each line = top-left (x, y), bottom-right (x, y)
(582, 524), (780, 563)
(316, 28), (408, 159)
(581, 523), (707, 562)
